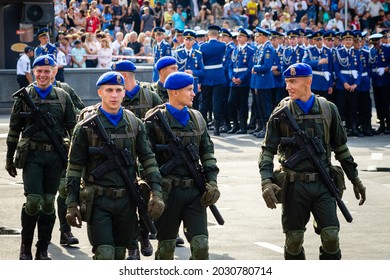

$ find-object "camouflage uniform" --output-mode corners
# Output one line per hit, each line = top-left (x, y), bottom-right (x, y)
(7, 85), (76, 259)
(145, 104), (219, 260)
(259, 96), (361, 260)
(66, 108), (162, 260)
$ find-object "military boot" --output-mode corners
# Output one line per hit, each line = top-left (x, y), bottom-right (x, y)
(20, 206), (38, 260)
(126, 244), (141, 260)
(35, 241), (51, 260)
(19, 242), (33, 260)
(319, 246), (341, 260)
(139, 233), (153, 257)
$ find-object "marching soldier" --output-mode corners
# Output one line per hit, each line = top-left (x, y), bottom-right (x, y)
(65, 71), (165, 260)
(113, 60), (163, 120)
(152, 27), (172, 82)
(259, 62), (366, 260)
(303, 30), (334, 101)
(250, 27), (275, 139)
(152, 56), (179, 103)
(227, 28), (255, 134)
(111, 59), (163, 260)
(175, 29), (205, 110)
(333, 30), (363, 137)
(199, 25), (227, 136)
(369, 33), (390, 134)
(6, 55), (76, 260)
(144, 71), (220, 260)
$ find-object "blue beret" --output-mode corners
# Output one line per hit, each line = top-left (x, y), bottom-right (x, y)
(112, 60), (136, 72)
(369, 33), (383, 44)
(341, 30), (355, 39)
(287, 30), (299, 38)
(237, 28), (250, 38)
(164, 72), (194, 90)
(311, 30), (324, 39)
(96, 71), (125, 87)
(255, 27), (270, 36)
(183, 29), (196, 39)
(220, 28), (232, 38)
(323, 30), (335, 39)
(207, 25), (221, 32)
(36, 28), (49, 37)
(32, 55), (55, 68)
(155, 56), (177, 71)
(283, 63), (312, 78)
(153, 27), (165, 34)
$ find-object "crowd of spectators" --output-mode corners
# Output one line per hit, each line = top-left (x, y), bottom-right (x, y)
(51, 0), (390, 69)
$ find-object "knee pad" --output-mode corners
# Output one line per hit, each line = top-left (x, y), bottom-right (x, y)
(58, 178), (67, 199)
(155, 239), (176, 260)
(320, 226), (339, 254)
(285, 230), (304, 255)
(41, 193), (56, 214)
(114, 246), (127, 260)
(25, 194), (42, 216)
(190, 235), (209, 260)
(93, 245), (115, 260)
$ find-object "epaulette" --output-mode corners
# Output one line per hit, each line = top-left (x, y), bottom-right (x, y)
(194, 49), (202, 55)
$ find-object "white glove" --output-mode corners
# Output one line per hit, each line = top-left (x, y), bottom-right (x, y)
(324, 71), (331, 81)
(377, 67), (385, 76)
(351, 70), (358, 79)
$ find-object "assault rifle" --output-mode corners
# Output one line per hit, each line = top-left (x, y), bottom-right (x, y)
(82, 114), (157, 235)
(12, 87), (68, 167)
(145, 109), (225, 225)
(273, 106), (353, 223)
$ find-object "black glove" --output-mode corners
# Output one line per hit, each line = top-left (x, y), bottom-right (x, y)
(352, 177), (366, 206)
(5, 158), (17, 177)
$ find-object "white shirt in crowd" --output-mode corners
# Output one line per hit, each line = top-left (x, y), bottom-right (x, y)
(16, 53), (31, 75)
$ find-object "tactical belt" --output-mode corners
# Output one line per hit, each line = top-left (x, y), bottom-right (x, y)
(168, 176), (194, 188)
(29, 141), (54, 152)
(288, 172), (319, 183)
(94, 186), (128, 198)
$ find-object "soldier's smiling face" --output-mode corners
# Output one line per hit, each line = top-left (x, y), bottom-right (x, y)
(33, 65), (53, 89)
